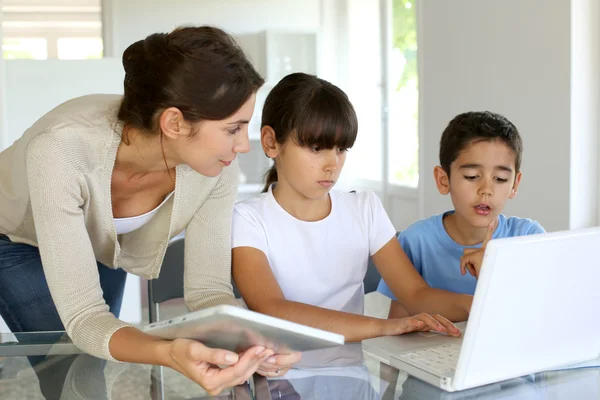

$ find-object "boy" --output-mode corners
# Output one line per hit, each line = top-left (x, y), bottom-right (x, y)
(377, 111), (544, 318)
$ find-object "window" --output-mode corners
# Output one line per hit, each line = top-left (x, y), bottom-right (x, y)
(2, 0), (103, 60)
(335, 0), (419, 190)
(341, 0), (384, 183)
(57, 37), (103, 59)
(387, 0), (419, 187)
(2, 38), (47, 59)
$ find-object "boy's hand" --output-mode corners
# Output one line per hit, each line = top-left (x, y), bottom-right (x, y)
(460, 220), (495, 279)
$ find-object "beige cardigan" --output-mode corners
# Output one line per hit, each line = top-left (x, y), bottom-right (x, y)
(0, 94), (240, 360)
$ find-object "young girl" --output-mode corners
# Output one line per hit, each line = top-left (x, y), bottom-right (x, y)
(232, 73), (471, 351)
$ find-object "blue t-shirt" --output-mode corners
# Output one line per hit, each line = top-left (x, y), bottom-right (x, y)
(377, 212), (545, 297)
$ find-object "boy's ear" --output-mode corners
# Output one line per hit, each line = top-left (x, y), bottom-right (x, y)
(434, 166), (450, 195)
(509, 171), (523, 199)
(261, 126), (279, 159)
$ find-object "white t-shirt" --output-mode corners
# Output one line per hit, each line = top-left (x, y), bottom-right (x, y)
(232, 185), (396, 316)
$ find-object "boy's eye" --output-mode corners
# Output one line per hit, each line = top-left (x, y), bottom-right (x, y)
(495, 177), (509, 183)
(337, 147), (348, 153)
(311, 146), (322, 153)
(464, 175), (478, 181)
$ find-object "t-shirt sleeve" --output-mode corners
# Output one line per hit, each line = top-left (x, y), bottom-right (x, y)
(367, 192), (397, 256)
(398, 230), (422, 275)
(232, 203), (268, 256)
(526, 221), (546, 235)
(377, 229), (423, 301)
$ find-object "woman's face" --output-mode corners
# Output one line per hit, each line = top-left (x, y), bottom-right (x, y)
(172, 93), (256, 177)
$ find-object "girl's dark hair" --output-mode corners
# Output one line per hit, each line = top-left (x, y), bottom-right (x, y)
(261, 73), (358, 192)
(118, 25), (264, 138)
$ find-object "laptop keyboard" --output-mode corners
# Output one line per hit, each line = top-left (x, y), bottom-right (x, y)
(396, 343), (460, 376)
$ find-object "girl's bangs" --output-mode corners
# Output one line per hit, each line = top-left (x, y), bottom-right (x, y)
(289, 89), (358, 150)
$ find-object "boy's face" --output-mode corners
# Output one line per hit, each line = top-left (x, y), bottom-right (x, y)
(435, 139), (522, 229)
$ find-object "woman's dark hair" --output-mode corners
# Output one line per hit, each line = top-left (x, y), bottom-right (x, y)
(118, 25), (264, 138)
(261, 73), (358, 192)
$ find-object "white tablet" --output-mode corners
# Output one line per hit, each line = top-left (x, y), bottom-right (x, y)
(142, 305), (345, 354)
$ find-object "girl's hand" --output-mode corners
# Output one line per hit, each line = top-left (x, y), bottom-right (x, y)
(256, 351), (302, 377)
(381, 313), (461, 337)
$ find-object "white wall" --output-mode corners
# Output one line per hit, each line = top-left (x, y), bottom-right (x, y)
(317, 0), (348, 86)
(418, 0), (598, 233)
(388, 190), (419, 232)
(110, 0), (321, 56)
(4, 58), (124, 148)
(570, 0), (599, 229)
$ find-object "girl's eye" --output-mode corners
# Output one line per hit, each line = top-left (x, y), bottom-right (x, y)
(228, 127), (241, 135)
(311, 146), (322, 153)
(337, 147), (348, 153)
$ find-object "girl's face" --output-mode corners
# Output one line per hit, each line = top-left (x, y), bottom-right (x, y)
(265, 132), (349, 201)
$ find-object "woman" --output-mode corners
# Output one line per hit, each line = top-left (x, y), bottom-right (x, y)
(0, 25), (298, 395)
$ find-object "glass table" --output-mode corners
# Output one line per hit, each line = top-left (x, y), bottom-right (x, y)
(1, 331), (599, 399)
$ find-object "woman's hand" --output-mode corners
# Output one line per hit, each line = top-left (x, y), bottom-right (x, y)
(256, 351), (302, 377)
(380, 313), (462, 337)
(166, 338), (273, 396)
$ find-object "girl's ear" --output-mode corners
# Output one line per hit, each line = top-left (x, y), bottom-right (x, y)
(261, 126), (280, 159)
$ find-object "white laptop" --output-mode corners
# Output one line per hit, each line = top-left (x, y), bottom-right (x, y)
(143, 304), (345, 353)
(363, 227), (600, 392)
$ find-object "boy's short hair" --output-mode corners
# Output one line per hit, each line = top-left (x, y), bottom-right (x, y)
(439, 111), (523, 176)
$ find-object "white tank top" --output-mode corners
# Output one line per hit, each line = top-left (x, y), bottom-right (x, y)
(113, 191), (175, 235)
